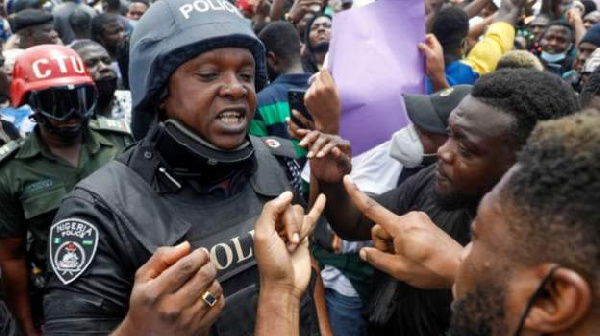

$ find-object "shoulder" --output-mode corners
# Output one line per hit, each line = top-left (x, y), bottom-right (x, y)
(0, 139), (24, 167)
(89, 118), (132, 137)
(253, 136), (297, 160)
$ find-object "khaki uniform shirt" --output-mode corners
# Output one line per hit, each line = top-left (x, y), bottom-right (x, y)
(0, 119), (132, 266)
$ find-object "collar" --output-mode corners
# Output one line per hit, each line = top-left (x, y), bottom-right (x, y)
(15, 126), (114, 160)
(272, 72), (312, 87)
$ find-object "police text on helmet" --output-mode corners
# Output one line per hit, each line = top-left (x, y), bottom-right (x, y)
(178, 0), (241, 20)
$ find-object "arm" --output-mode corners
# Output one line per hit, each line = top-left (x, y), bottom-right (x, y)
(0, 238), (40, 336)
(419, 34), (450, 93)
(464, 0), (494, 18)
(462, 0), (524, 74)
(270, 0), (289, 21)
(425, 0), (444, 33)
(567, 8), (586, 45)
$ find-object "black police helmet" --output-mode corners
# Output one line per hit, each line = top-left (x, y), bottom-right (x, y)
(129, 0), (267, 117)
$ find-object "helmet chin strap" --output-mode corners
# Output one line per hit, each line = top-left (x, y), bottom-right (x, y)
(153, 119), (255, 183)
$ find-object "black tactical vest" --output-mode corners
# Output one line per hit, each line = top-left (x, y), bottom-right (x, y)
(74, 136), (321, 335)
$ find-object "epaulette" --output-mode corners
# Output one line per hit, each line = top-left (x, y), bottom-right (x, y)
(89, 118), (131, 136)
(260, 136), (298, 159)
(0, 139), (23, 164)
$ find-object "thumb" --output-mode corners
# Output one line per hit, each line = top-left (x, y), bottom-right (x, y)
(359, 247), (401, 277)
(255, 191), (294, 237)
(137, 241), (192, 281)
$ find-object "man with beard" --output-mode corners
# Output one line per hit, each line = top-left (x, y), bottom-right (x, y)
(72, 40), (131, 123)
(0, 45), (131, 336)
(302, 69), (579, 336)
(343, 110), (600, 336)
(302, 14), (331, 74)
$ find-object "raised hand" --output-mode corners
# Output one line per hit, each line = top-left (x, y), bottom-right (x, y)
(298, 130), (352, 184)
(343, 175), (463, 289)
(254, 191), (326, 298)
(114, 242), (223, 336)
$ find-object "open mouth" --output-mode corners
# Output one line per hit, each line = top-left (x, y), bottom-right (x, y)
(216, 109), (246, 125)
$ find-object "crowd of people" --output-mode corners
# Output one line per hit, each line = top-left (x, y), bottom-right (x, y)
(0, 0), (599, 335)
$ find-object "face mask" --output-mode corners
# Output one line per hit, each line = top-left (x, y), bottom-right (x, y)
(35, 113), (88, 140)
(541, 50), (568, 63)
(512, 265), (561, 336)
(389, 124), (436, 168)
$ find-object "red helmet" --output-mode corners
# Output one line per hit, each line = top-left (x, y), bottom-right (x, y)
(11, 45), (95, 108)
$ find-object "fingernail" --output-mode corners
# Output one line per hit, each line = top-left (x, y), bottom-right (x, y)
(175, 241), (188, 249)
(292, 233), (300, 243)
(359, 249), (367, 261)
(287, 243), (298, 253)
(200, 247), (210, 256)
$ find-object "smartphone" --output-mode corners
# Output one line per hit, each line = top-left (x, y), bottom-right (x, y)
(288, 88), (313, 128)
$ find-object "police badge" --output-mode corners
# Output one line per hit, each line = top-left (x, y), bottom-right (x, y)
(49, 218), (99, 285)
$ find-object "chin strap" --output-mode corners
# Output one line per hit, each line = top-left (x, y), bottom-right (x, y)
(153, 119), (255, 183)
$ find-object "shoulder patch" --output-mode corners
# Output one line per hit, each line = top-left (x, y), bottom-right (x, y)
(49, 218), (99, 285)
(261, 136), (297, 159)
(89, 118), (131, 135)
(0, 139), (23, 164)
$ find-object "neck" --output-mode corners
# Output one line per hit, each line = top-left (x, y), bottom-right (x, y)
(314, 52), (326, 68)
(281, 61), (306, 75)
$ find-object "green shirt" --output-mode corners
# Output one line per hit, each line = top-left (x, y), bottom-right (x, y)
(0, 119), (132, 266)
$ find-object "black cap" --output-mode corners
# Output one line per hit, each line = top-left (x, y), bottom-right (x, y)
(11, 9), (53, 32)
(403, 85), (472, 135)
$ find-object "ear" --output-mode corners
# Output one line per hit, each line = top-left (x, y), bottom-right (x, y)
(524, 265), (592, 334)
(266, 51), (278, 69)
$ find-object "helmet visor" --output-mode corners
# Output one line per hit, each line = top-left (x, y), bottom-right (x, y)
(29, 85), (97, 121)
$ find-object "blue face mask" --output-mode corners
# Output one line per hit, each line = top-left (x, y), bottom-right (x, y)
(541, 50), (568, 63)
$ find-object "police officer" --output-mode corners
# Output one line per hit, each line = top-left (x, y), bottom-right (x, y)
(43, 1), (323, 335)
(0, 45), (132, 336)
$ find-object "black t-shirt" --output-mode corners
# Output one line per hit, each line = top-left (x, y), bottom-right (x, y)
(365, 165), (475, 336)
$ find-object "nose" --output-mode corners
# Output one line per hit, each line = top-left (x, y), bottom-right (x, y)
(436, 139), (453, 164)
(219, 74), (247, 99)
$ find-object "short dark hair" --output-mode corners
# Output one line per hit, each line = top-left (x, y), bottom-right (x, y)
(70, 39), (105, 54)
(501, 110), (600, 298)
(471, 69), (580, 146)
(105, 0), (121, 11)
(130, 0), (149, 7)
(432, 6), (469, 54)
(582, 0), (597, 15)
(91, 13), (120, 41)
(69, 8), (92, 34)
(543, 21), (575, 42)
(258, 22), (301, 67)
(580, 66), (600, 107)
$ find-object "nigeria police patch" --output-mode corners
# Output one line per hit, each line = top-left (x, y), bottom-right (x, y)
(49, 218), (99, 285)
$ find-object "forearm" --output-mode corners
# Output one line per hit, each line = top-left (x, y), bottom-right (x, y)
(573, 19), (586, 45)
(1, 258), (37, 335)
(256, 289), (300, 336)
(270, 0), (288, 21)
(320, 181), (372, 240)
(464, 0), (493, 18)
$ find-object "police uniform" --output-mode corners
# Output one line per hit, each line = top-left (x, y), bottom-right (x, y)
(43, 132), (319, 335)
(0, 119), (132, 325)
(0, 119), (132, 269)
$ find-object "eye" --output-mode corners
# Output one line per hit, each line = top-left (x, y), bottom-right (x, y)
(458, 143), (473, 158)
(197, 72), (218, 81)
(239, 72), (254, 82)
